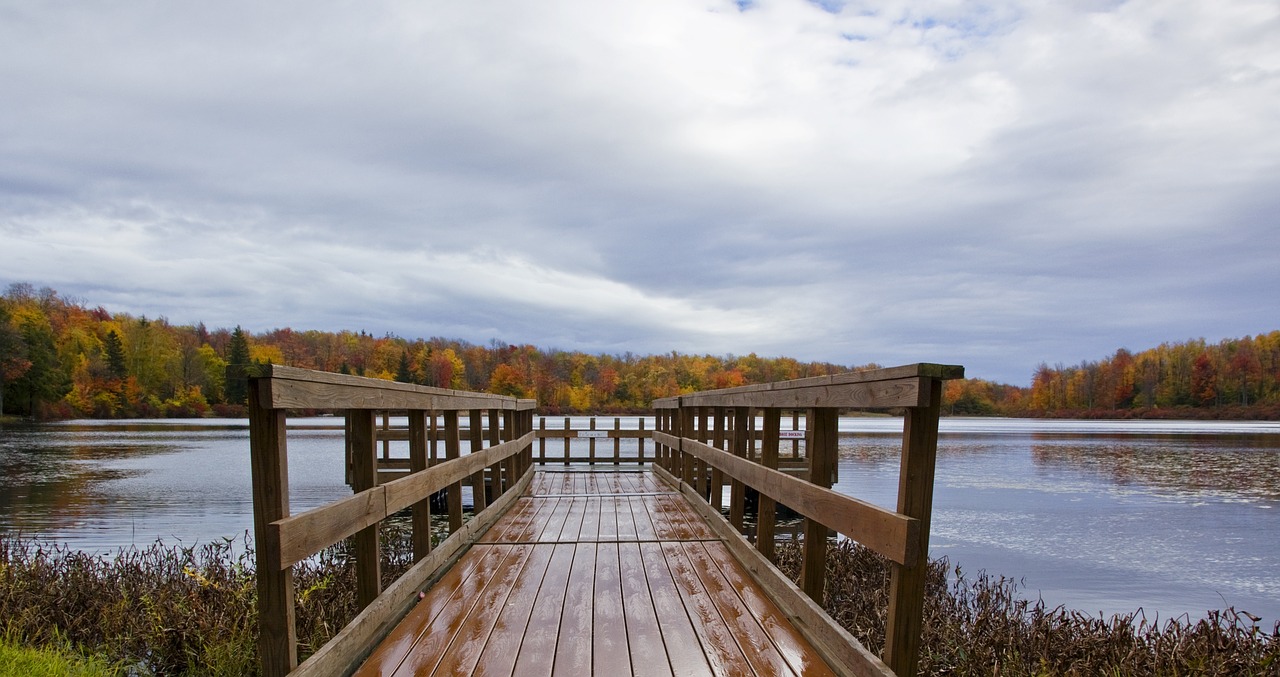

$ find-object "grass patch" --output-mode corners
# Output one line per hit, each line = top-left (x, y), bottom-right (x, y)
(0, 635), (119, 676)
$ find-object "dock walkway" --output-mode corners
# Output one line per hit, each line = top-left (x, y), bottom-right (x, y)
(355, 469), (835, 676)
(241, 363), (962, 677)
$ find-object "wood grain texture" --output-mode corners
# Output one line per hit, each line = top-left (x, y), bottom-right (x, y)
(296, 470), (533, 677)
(884, 381), (944, 677)
(652, 363), (963, 409)
(654, 431), (918, 566)
(243, 364), (522, 411)
(270, 432), (533, 569)
(653, 465), (896, 677)
(249, 389), (296, 676)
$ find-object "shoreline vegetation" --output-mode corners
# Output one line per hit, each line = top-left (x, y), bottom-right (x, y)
(2, 283), (1279, 422)
(1, 527), (1275, 676)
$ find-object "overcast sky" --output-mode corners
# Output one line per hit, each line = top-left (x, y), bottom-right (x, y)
(2, 1), (1277, 385)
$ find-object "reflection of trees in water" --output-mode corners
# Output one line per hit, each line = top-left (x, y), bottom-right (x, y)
(838, 433), (899, 463)
(839, 433), (1010, 462)
(1029, 434), (1280, 501)
(0, 430), (155, 533)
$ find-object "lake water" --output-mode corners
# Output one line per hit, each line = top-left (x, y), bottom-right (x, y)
(1, 416), (1277, 626)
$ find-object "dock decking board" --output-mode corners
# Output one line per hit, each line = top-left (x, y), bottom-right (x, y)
(354, 470), (837, 676)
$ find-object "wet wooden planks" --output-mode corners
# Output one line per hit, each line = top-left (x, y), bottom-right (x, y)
(355, 470), (836, 677)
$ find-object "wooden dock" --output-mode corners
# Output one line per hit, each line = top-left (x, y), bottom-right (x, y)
(355, 469), (834, 676)
(239, 362), (962, 677)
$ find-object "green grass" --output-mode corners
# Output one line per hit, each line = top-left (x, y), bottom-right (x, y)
(0, 636), (119, 677)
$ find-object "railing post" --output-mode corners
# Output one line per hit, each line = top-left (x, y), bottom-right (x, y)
(589, 417), (597, 465)
(444, 410), (464, 533)
(524, 409), (535, 471)
(801, 407), (838, 602)
(729, 406), (749, 533)
(500, 410), (515, 492)
(791, 410), (802, 459)
(248, 382), (296, 676)
(538, 417), (547, 465)
(429, 411), (439, 466)
(469, 410), (488, 512)
(563, 416), (571, 466)
(409, 410), (433, 562)
(679, 406), (695, 487)
(695, 407), (710, 499)
(710, 407), (726, 512)
(638, 417), (647, 465)
(489, 409), (505, 498)
(757, 408), (780, 559)
(613, 417), (621, 465)
(884, 378), (944, 677)
(348, 409), (381, 610)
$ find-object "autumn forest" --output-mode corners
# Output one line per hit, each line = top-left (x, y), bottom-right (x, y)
(2, 283), (1278, 420)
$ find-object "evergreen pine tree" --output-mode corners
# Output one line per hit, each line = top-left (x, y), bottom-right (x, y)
(104, 329), (128, 379)
(395, 350), (413, 383)
(225, 326), (252, 404)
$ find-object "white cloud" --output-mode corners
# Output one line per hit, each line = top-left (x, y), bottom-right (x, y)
(2, 0), (1278, 384)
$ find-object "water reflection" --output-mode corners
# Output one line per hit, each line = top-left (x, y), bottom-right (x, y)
(1028, 434), (1280, 502)
(0, 420), (351, 552)
(2, 417), (1278, 626)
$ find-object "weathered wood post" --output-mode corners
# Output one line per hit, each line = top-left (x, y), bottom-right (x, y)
(800, 407), (838, 601)
(638, 417), (647, 465)
(729, 406), (749, 532)
(757, 407), (780, 558)
(469, 410), (488, 512)
(348, 409), (381, 609)
(884, 377), (945, 677)
(443, 410), (464, 533)
(409, 409), (432, 561)
(248, 379), (296, 676)
(710, 407), (726, 512)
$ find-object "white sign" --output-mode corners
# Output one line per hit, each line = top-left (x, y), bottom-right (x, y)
(577, 430), (609, 438)
(779, 430), (806, 439)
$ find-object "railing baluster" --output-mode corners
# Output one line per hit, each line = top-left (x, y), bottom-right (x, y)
(489, 409), (504, 498)
(563, 416), (571, 466)
(409, 410), (432, 561)
(710, 407), (726, 512)
(884, 378), (944, 677)
(757, 407), (780, 559)
(469, 410), (488, 512)
(538, 417), (547, 465)
(638, 417), (646, 465)
(589, 417), (597, 465)
(248, 385), (296, 676)
(349, 409), (381, 610)
(800, 407), (838, 602)
(444, 410), (464, 533)
(729, 406), (749, 533)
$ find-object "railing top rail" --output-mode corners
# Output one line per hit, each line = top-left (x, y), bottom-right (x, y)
(651, 362), (963, 409)
(235, 364), (536, 411)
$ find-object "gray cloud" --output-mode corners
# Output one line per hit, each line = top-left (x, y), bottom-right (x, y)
(3, 0), (1277, 385)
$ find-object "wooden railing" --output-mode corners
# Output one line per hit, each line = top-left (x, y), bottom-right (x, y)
(350, 414), (830, 474)
(239, 365), (536, 676)
(651, 363), (963, 677)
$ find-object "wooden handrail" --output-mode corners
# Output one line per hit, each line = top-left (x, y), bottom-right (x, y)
(650, 362), (962, 677)
(269, 432), (534, 570)
(240, 365), (536, 676)
(652, 431), (918, 565)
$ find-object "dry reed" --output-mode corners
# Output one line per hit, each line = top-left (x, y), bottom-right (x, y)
(775, 539), (1280, 676)
(1, 529), (1276, 675)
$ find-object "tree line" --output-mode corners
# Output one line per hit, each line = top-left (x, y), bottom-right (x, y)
(0, 284), (857, 418)
(3, 283), (1277, 419)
